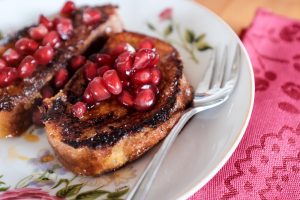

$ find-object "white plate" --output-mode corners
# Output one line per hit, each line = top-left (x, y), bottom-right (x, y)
(0, 0), (254, 199)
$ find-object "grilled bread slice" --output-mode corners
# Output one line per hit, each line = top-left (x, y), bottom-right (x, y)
(0, 5), (123, 138)
(43, 32), (193, 176)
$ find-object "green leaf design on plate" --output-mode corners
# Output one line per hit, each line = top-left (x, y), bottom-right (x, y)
(0, 186), (9, 192)
(52, 178), (70, 189)
(15, 175), (34, 188)
(185, 29), (195, 43)
(75, 189), (109, 200)
(147, 22), (156, 31)
(107, 186), (129, 199)
(195, 33), (206, 43)
(195, 40), (212, 51)
(163, 24), (173, 36)
(56, 183), (83, 198)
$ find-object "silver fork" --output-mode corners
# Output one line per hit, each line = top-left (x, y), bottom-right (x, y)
(127, 44), (241, 200)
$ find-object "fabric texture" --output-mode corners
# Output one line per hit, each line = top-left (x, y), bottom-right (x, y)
(190, 9), (300, 200)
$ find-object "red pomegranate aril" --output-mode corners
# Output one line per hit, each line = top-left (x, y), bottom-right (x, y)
(83, 8), (102, 25)
(111, 43), (135, 57)
(2, 48), (21, 65)
(83, 61), (97, 81)
(97, 65), (111, 77)
(118, 90), (133, 107)
(90, 53), (113, 66)
(60, 1), (76, 16)
(39, 15), (53, 30)
(88, 77), (111, 101)
(56, 17), (73, 40)
(149, 50), (160, 66)
(139, 38), (154, 49)
(131, 67), (151, 85)
(28, 24), (48, 41)
(115, 51), (134, 76)
(150, 67), (161, 85)
(54, 68), (68, 88)
(15, 38), (38, 55)
(103, 69), (122, 95)
(34, 46), (54, 65)
(135, 84), (159, 95)
(18, 56), (37, 78)
(42, 31), (61, 48)
(83, 87), (95, 104)
(0, 67), (18, 87)
(41, 85), (54, 98)
(70, 55), (86, 70)
(121, 79), (131, 88)
(134, 88), (156, 111)
(32, 107), (43, 126)
(72, 101), (87, 119)
(0, 58), (7, 69)
(133, 48), (156, 70)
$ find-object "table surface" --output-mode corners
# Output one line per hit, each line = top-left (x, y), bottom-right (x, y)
(196, 0), (300, 34)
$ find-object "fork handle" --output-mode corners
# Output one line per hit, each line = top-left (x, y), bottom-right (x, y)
(127, 108), (198, 200)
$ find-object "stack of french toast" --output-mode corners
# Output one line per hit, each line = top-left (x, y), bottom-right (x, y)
(0, 1), (193, 176)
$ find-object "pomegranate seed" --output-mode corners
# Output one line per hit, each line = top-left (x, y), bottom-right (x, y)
(83, 61), (97, 81)
(90, 53), (113, 66)
(54, 68), (68, 88)
(115, 51), (134, 76)
(118, 90), (134, 107)
(2, 48), (21, 65)
(97, 65), (111, 77)
(41, 85), (54, 98)
(70, 55), (86, 70)
(0, 67), (18, 87)
(133, 48), (156, 70)
(131, 68), (151, 85)
(28, 24), (48, 41)
(111, 43), (135, 57)
(55, 17), (73, 40)
(15, 38), (38, 55)
(150, 67), (161, 85)
(83, 8), (102, 25)
(0, 58), (7, 69)
(139, 38), (154, 49)
(32, 107), (43, 126)
(39, 15), (53, 30)
(149, 50), (160, 66)
(17, 56), (37, 78)
(134, 88), (156, 111)
(83, 87), (95, 104)
(42, 31), (61, 48)
(87, 77), (111, 101)
(72, 101), (87, 119)
(34, 46), (54, 65)
(60, 1), (76, 16)
(103, 69), (122, 95)
(135, 84), (159, 95)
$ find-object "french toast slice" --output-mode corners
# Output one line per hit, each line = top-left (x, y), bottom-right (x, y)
(0, 4), (123, 138)
(43, 32), (193, 176)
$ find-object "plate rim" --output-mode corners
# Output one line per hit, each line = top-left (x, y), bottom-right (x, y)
(177, 1), (255, 199)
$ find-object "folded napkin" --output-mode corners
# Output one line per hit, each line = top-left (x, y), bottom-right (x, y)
(191, 9), (300, 199)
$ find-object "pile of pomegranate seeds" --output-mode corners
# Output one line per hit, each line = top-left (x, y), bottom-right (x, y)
(71, 39), (162, 118)
(0, 1), (102, 88)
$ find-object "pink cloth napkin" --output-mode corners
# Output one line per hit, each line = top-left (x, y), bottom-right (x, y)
(190, 9), (300, 199)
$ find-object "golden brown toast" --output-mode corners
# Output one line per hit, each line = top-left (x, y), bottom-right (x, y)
(43, 32), (193, 176)
(0, 5), (123, 138)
